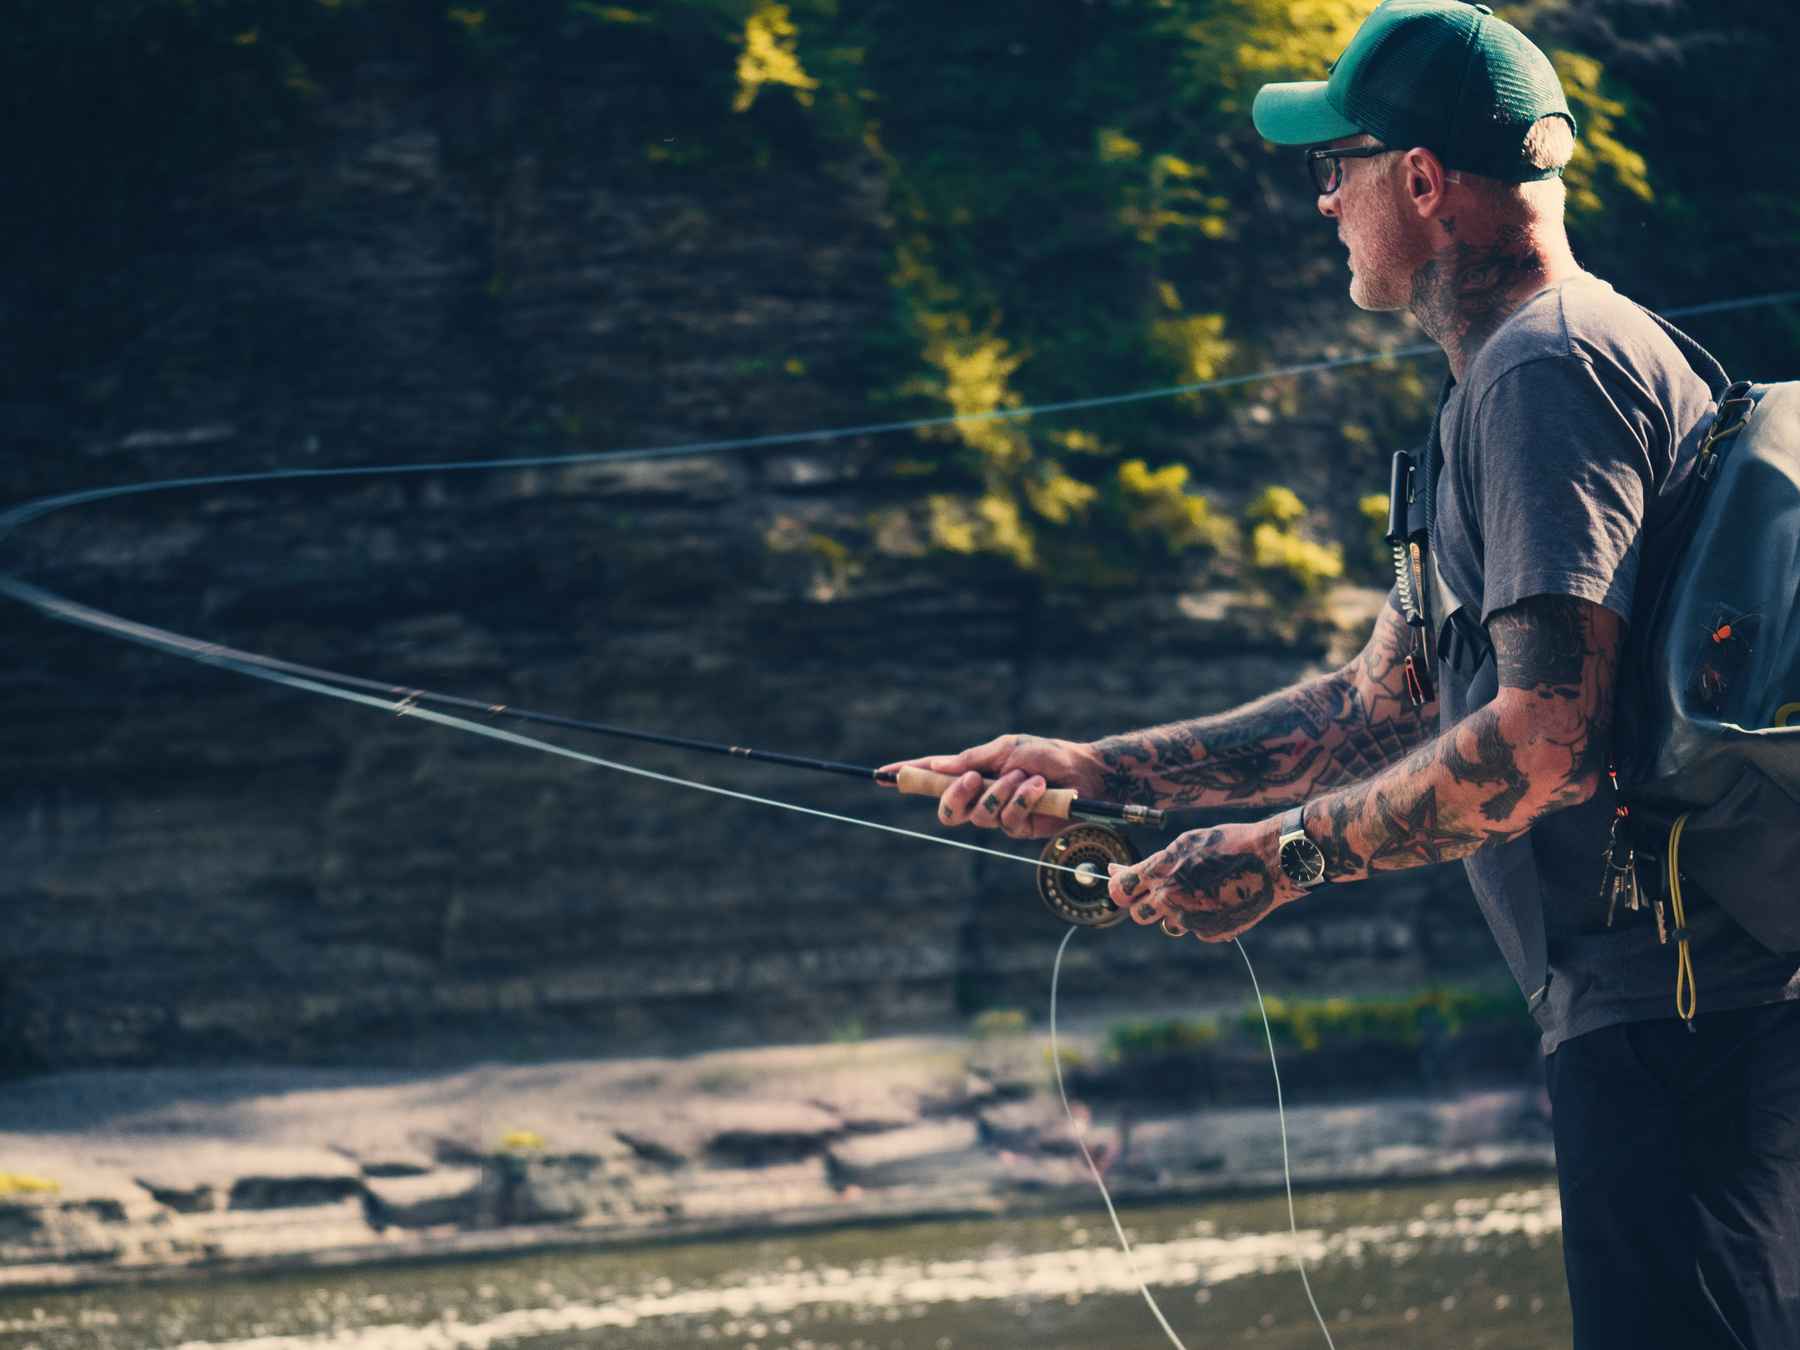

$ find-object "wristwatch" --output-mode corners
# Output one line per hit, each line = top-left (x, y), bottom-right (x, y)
(1277, 805), (1328, 889)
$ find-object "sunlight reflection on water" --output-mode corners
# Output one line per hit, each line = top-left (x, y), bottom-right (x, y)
(0, 1177), (1571, 1350)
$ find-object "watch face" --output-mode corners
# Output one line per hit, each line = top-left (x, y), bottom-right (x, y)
(1280, 836), (1326, 886)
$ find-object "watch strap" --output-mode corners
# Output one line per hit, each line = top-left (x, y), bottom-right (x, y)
(1278, 803), (1328, 888)
(1278, 804), (1307, 841)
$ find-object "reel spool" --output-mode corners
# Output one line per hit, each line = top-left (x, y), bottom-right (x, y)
(1037, 823), (1137, 927)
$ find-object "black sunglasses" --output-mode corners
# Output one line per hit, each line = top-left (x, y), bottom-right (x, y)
(1305, 143), (1391, 195)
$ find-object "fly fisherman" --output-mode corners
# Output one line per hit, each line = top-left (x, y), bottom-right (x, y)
(885, 2), (1799, 1344)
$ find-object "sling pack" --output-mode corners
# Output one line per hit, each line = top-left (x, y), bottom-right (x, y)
(1386, 322), (1800, 1021)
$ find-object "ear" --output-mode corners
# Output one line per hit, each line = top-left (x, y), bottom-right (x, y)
(1396, 146), (1452, 222)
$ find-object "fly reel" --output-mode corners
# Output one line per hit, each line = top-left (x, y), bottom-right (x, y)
(1037, 823), (1137, 927)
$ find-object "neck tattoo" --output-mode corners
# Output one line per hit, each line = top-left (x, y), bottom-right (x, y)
(1408, 223), (1548, 375)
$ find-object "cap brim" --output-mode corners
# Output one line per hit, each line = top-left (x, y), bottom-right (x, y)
(1252, 81), (1363, 146)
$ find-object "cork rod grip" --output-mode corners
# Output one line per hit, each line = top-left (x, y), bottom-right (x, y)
(892, 766), (1079, 820)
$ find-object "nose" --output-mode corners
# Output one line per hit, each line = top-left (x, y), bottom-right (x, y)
(1317, 191), (1339, 219)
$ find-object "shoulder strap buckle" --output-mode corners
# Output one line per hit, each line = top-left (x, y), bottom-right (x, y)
(1697, 379), (1756, 481)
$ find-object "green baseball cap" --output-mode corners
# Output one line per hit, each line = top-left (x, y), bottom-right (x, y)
(1251, 0), (1576, 183)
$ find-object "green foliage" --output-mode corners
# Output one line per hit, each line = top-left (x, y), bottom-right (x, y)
(1119, 460), (1239, 557)
(1247, 486), (1306, 528)
(1246, 988), (1529, 1053)
(732, 2), (819, 112)
(1355, 492), (1393, 584)
(1549, 49), (1653, 217)
(15, 0), (1796, 588)
(1247, 487), (1344, 595)
(1102, 988), (1529, 1068)
(970, 1008), (1030, 1039)
(1106, 1015), (1221, 1062)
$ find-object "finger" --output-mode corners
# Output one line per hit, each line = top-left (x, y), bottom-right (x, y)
(999, 776), (1047, 838)
(938, 770), (987, 827)
(1107, 862), (1145, 912)
(970, 769), (1027, 829)
(1107, 865), (1170, 927)
(1128, 895), (1169, 926)
(922, 735), (1015, 778)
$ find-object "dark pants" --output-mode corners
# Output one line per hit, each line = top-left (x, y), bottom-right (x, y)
(1546, 1000), (1800, 1349)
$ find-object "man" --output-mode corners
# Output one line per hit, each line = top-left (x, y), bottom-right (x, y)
(884, 2), (1800, 1345)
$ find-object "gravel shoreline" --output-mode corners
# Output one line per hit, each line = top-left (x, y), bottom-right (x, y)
(0, 1032), (1552, 1295)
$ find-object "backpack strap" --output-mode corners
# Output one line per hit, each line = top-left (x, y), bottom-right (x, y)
(1417, 376), (1491, 675)
(1633, 304), (1731, 399)
(1421, 304), (1738, 679)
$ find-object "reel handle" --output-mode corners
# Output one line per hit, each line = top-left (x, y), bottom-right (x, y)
(892, 766), (1080, 820)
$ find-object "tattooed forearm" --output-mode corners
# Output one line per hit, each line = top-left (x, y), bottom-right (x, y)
(1319, 795), (1368, 876)
(1092, 674), (1363, 809)
(1310, 596), (1620, 882)
(1441, 716), (1532, 821)
(1366, 783), (1487, 869)
(1090, 593), (1439, 811)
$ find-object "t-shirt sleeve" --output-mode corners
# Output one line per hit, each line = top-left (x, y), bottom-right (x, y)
(1466, 354), (1655, 625)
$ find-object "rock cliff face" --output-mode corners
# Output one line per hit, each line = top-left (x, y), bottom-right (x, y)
(0, 51), (1501, 1072)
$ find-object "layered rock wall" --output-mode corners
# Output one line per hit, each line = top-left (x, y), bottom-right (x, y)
(0, 51), (1501, 1072)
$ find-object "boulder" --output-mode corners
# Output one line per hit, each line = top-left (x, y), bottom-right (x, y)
(692, 1100), (843, 1166)
(826, 1119), (986, 1189)
(677, 1159), (836, 1220)
(225, 1149), (365, 1211)
(0, 1193), (124, 1266)
(979, 1097), (1085, 1155)
(365, 1167), (484, 1229)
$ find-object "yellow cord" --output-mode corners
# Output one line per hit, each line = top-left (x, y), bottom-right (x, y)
(1667, 814), (1697, 1023)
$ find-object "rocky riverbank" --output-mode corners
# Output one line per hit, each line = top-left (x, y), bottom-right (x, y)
(0, 1025), (1551, 1294)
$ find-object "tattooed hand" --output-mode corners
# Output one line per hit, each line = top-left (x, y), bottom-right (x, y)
(1105, 819), (1304, 942)
(877, 734), (1107, 839)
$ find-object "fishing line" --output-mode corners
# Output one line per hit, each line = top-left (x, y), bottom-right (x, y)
(11, 570), (1337, 1347)
(4, 284), (1793, 1348)
(0, 576), (1113, 884)
(3, 288), (1792, 540)
(1050, 927), (1338, 1350)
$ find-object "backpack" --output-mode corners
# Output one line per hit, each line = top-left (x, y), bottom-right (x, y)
(1387, 319), (1800, 1021)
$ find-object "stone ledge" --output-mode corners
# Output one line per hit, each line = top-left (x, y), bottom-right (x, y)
(0, 1039), (1550, 1293)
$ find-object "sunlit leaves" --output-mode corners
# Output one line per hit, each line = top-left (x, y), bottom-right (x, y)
(1118, 460), (1238, 555)
(1152, 312), (1235, 385)
(733, 2), (819, 113)
(1550, 50), (1652, 214)
(1181, 0), (1374, 113)
(1248, 486), (1344, 593)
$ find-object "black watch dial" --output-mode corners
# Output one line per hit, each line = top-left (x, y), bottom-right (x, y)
(1279, 835), (1326, 886)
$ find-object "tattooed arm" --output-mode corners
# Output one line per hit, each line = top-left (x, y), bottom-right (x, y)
(1308, 594), (1617, 879)
(1107, 594), (1620, 940)
(1088, 588), (1438, 810)
(880, 587), (1435, 838)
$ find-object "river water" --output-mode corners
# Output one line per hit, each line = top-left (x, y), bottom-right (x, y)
(0, 1174), (1570, 1350)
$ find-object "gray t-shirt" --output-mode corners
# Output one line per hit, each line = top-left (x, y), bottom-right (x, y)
(1431, 274), (1800, 1053)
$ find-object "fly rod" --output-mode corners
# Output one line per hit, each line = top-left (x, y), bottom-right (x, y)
(2, 578), (1162, 831)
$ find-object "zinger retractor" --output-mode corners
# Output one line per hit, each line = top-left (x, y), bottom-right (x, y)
(1038, 824), (1137, 927)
